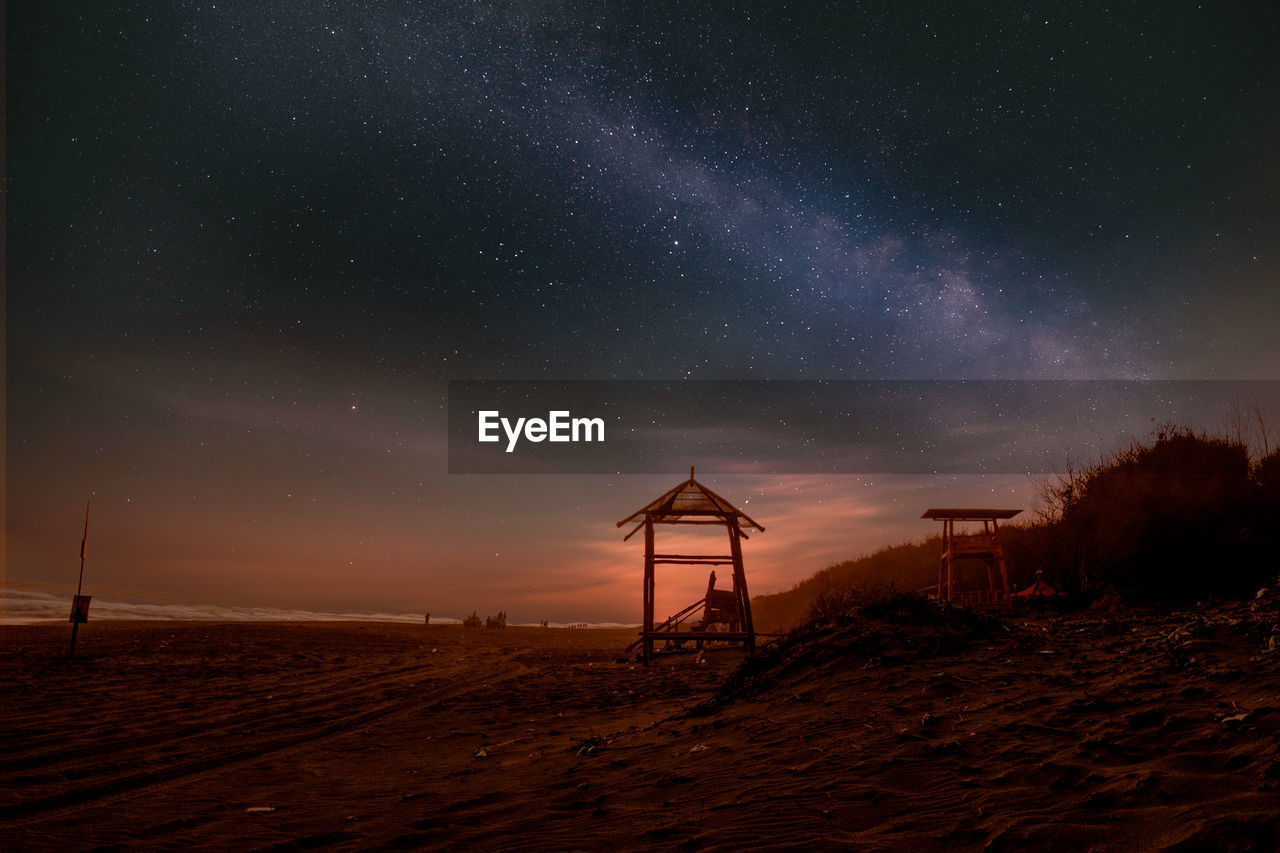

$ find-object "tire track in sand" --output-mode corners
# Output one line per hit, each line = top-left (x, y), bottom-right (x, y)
(1, 657), (531, 825)
(0, 657), (441, 773)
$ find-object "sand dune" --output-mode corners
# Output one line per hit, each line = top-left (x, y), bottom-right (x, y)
(3, 595), (1278, 850)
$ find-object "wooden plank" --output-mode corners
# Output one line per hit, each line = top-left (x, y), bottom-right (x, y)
(652, 553), (735, 560)
(922, 508), (1022, 520)
(643, 631), (756, 642)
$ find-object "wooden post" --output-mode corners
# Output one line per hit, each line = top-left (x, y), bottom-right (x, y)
(945, 519), (954, 603)
(728, 520), (755, 653)
(994, 518), (1010, 604)
(938, 516), (947, 600)
(985, 523), (996, 604)
(643, 515), (655, 666)
(939, 519), (946, 600)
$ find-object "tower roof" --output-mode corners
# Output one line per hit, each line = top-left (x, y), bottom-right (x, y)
(617, 467), (764, 531)
(921, 508), (1022, 520)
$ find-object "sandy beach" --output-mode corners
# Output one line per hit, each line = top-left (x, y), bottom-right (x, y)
(3, 599), (1278, 851)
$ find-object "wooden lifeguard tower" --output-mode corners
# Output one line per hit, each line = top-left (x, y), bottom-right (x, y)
(923, 508), (1021, 609)
(618, 468), (763, 665)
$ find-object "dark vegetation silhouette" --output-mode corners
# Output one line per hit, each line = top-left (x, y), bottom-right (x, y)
(752, 421), (1280, 632)
(703, 592), (1007, 710)
(1035, 424), (1274, 599)
(752, 541), (941, 631)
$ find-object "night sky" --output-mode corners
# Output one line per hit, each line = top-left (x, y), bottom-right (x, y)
(7, 2), (1279, 622)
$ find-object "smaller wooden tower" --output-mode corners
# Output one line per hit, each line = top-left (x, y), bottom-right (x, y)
(923, 508), (1021, 609)
(618, 468), (763, 665)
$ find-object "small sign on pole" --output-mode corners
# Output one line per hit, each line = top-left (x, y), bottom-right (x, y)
(70, 595), (92, 624)
(69, 499), (92, 658)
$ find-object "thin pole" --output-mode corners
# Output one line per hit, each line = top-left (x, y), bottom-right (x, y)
(643, 516), (655, 666)
(728, 519), (754, 654)
(69, 500), (90, 658)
